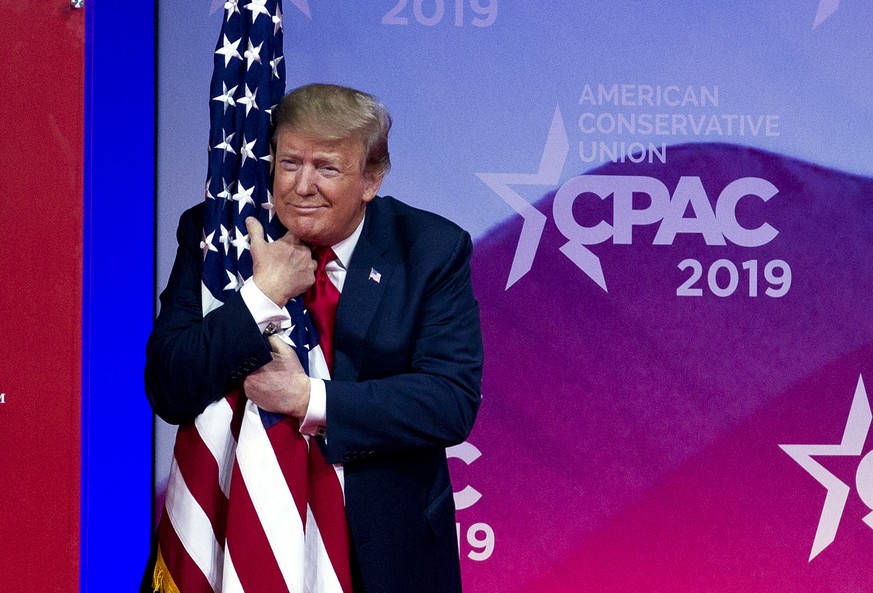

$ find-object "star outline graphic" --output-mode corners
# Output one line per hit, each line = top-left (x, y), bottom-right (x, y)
(475, 105), (568, 290)
(780, 374), (872, 561)
(476, 106), (609, 292)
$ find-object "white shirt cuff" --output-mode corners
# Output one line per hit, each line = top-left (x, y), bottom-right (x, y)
(240, 278), (291, 333)
(300, 378), (326, 436)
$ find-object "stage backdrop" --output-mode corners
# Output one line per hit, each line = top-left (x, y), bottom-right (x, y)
(156, 3), (873, 591)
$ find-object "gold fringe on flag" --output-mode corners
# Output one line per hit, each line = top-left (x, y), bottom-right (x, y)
(151, 546), (181, 593)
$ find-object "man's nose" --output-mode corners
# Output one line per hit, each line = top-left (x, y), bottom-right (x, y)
(294, 165), (317, 196)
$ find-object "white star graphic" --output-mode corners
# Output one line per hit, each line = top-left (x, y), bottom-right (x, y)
(217, 179), (232, 200)
(244, 39), (263, 70)
(201, 230), (218, 260)
(273, 3), (284, 33)
(223, 269), (240, 291)
(215, 130), (236, 158)
(231, 228), (251, 258)
(262, 189), (275, 222)
(219, 224), (232, 253)
(215, 34), (242, 67)
(476, 105), (588, 290)
(270, 55), (284, 79)
(205, 177), (216, 200)
(212, 82), (238, 114)
(245, 0), (270, 23)
(210, 0), (307, 19)
(813, 0), (840, 28)
(223, 0), (240, 21)
(260, 150), (274, 174)
(780, 375), (872, 560)
(232, 183), (255, 213)
(240, 136), (257, 168)
(237, 84), (259, 116)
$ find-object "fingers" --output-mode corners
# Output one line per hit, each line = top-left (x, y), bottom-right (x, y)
(267, 334), (295, 355)
(245, 217), (265, 247)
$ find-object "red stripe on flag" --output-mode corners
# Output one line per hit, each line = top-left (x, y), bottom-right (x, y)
(308, 442), (353, 593)
(173, 425), (229, 543)
(157, 506), (215, 593)
(224, 459), (291, 593)
(227, 389), (246, 442)
(265, 416), (311, 526)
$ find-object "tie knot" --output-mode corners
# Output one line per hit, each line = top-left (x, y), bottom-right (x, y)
(313, 247), (336, 270)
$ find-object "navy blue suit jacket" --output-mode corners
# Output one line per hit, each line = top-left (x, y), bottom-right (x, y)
(146, 195), (484, 593)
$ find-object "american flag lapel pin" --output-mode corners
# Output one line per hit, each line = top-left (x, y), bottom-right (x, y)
(368, 268), (382, 283)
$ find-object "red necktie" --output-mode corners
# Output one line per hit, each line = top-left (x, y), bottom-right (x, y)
(304, 246), (341, 373)
(302, 248), (353, 592)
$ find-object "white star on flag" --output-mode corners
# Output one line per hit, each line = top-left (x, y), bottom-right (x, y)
(219, 224), (232, 253)
(215, 131), (236, 158)
(237, 84), (259, 116)
(262, 189), (275, 222)
(212, 82), (238, 114)
(272, 3), (284, 33)
(217, 178), (232, 200)
(223, 0), (240, 20)
(201, 230), (218, 260)
(240, 136), (257, 167)
(223, 269), (240, 291)
(260, 151), (274, 173)
(245, 0), (270, 22)
(270, 55), (284, 79)
(231, 228), (251, 258)
(215, 34), (242, 66)
(244, 39), (263, 70)
(232, 183), (255, 213)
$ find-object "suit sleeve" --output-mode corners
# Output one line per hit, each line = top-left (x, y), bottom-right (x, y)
(144, 206), (273, 425)
(323, 229), (484, 465)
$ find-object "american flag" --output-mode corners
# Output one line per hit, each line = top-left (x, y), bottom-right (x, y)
(151, 1), (352, 591)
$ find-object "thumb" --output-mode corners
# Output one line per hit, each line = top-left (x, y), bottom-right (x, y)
(245, 216), (266, 247)
(267, 334), (294, 355)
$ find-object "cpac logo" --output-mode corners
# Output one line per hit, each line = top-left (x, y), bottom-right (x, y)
(477, 107), (779, 291)
(781, 375), (873, 561)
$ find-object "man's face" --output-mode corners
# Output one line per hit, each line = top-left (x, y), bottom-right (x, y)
(272, 127), (382, 246)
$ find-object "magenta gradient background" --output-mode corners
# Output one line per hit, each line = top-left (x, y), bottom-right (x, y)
(456, 144), (873, 591)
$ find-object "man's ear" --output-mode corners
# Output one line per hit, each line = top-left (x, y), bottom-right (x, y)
(361, 170), (385, 203)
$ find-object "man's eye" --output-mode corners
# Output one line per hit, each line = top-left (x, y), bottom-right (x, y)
(320, 165), (339, 174)
(281, 160), (299, 170)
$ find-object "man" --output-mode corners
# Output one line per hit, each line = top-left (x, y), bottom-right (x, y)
(146, 83), (484, 592)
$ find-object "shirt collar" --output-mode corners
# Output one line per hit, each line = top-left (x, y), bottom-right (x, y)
(329, 213), (365, 270)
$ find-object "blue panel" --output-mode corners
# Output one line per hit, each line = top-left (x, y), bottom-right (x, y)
(82, 0), (155, 590)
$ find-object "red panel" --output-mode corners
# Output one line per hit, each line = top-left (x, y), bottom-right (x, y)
(0, 2), (85, 591)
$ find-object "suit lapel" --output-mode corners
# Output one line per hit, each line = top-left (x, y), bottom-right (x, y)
(334, 208), (393, 380)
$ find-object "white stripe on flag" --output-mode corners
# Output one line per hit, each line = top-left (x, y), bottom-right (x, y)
(236, 400), (306, 593)
(307, 344), (330, 381)
(221, 543), (245, 593)
(304, 507), (344, 593)
(194, 397), (237, 497)
(201, 280), (223, 316)
(165, 459), (224, 592)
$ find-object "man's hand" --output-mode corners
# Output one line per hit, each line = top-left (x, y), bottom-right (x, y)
(244, 336), (311, 418)
(246, 217), (316, 307)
